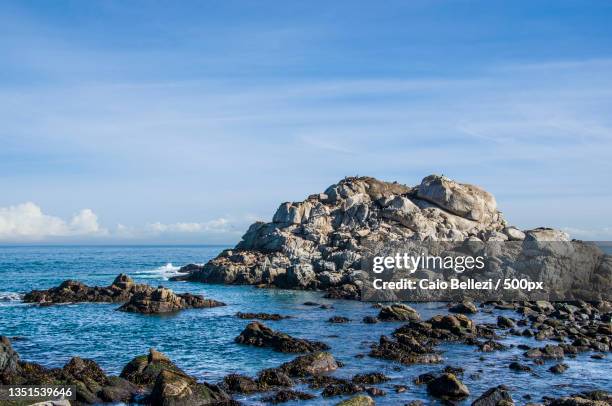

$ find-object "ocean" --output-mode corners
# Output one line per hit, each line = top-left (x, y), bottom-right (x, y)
(0, 245), (610, 405)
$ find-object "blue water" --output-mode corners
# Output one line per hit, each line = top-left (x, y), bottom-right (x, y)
(0, 245), (610, 405)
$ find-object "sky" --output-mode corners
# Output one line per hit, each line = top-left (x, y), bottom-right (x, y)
(1, 0), (611, 243)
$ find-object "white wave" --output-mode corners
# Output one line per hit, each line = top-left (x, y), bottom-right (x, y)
(0, 292), (23, 302)
(133, 263), (186, 280)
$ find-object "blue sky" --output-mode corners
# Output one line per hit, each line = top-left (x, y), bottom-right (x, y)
(1, 0), (611, 243)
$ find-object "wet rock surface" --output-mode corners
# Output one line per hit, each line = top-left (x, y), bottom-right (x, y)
(235, 312), (291, 321)
(117, 287), (225, 314)
(426, 373), (470, 400)
(235, 321), (330, 353)
(23, 274), (151, 304)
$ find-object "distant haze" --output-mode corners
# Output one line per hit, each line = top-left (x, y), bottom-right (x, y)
(1, 1), (611, 243)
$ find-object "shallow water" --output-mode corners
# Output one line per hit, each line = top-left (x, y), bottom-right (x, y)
(0, 245), (610, 405)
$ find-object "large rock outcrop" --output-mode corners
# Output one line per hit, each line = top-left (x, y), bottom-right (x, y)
(172, 175), (515, 294)
(172, 174), (611, 301)
(235, 321), (330, 353)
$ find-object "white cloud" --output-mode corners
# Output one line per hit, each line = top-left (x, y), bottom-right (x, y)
(0, 202), (106, 241)
(146, 218), (231, 234)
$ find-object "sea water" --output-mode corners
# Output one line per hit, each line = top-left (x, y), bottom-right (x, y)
(0, 245), (610, 405)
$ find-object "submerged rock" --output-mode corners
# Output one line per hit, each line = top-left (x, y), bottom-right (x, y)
(117, 287), (225, 314)
(236, 312), (291, 320)
(472, 385), (514, 406)
(235, 321), (330, 353)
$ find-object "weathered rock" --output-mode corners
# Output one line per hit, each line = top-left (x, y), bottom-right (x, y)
(1, 337), (140, 404)
(352, 372), (389, 385)
(222, 374), (259, 393)
(336, 394), (375, 406)
(363, 316), (379, 324)
(256, 368), (294, 388)
(472, 385), (514, 406)
(262, 389), (315, 403)
(417, 175), (497, 223)
(118, 287), (225, 314)
(549, 363), (569, 374)
(150, 369), (230, 406)
(508, 362), (532, 372)
(235, 322), (330, 353)
(0, 336), (20, 375)
(449, 301), (478, 314)
(497, 316), (516, 328)
(546, 390), (611, 405)
(120, 348), (185, 386)
(426, 373), (470, 400)
(23, 274), (151, 305)
(172, 175), (522, 296)
(279, 352), (339, 376)
(378, 304), (420, 321)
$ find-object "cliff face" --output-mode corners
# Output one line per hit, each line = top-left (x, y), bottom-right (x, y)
(175, 175), (570, 298)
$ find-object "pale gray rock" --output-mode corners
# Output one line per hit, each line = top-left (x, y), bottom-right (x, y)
(503, 227), (526, 241)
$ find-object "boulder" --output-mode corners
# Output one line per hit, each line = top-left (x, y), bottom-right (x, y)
(0, 336), (20, 375)
(235, 322), (330, 353)
(449, 301), (478, 314)
(149, 369), (230, 406)
(279, 352), (339, 376)
(426, 373), (470, 400)
(417, 175), (497, 223)
(377, 304), (420, 321)
(472, 385), (514, 406)
(262, 389), (316, 403)
(336, 395), (375, 406)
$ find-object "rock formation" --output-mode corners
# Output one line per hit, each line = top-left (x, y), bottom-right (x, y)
(235, 321), (329, 353)
(172, 175), (607, 299)
(118, 287), (225, 314)
(0, 336), (141, 404)
(24, 274), (225, 314)
(23, 274), (150, 304)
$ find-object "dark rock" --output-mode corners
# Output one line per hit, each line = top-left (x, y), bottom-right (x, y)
(524, 345), (564, 359)
(352, 372), (389, 385)
(414, 373), (436, 385)
(497, 316), (516, 328)
(378, 304), (420, 321)
(235, 322), (330, 353)
(508, 362), (531, 372)
(549, 363), (569, 374)
(262, 389), (315, 403)
(23, 274), (151, 305)
(366, 387), (386, 396)
(322, 378), (364, 397)
(223, 373), (259, 393)
(279, 352), (339, 376)
(236, 312), (291, 321)
(472, 385), (514, 406)
(363, 316), (379, 324)
(118, 287), (225, 314)
(426, 373), (470, 400)
(120, 348), (185, 386)
(328, 316), (351, 323)
(256, 368), (294, 388)
(449, 301), (478, 314)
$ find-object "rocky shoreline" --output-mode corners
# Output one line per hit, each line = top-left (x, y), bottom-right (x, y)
(2, 295), (611, 405)
(5, 174), (612, 405)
